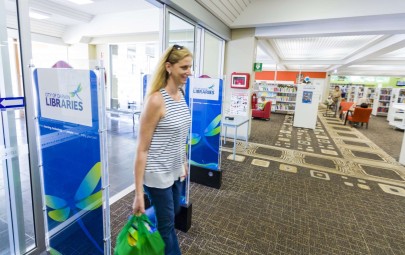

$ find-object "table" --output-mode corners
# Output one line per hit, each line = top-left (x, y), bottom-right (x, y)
(106, 108), (141, 127)
(222, 116), (249, 160)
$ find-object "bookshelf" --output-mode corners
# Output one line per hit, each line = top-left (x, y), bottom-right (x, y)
(387, 88), (405, 122)
(254, 81), (297, 113)
(372, 88), (392, 116)
(364, 87), (375, 108)
(329, 83), (364, 100)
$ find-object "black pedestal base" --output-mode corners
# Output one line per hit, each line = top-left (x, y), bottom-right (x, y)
(144, 196), (192, 233)
(190, 165), (222, 189)
(175, 203), (192, 232)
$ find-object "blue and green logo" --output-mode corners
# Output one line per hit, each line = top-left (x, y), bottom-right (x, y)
(45, 83), (84, 111)
(69, 83), (83, 101)
(46, 162), (103, 253)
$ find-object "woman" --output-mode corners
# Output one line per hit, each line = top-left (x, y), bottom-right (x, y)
(132, 45), (192, 255)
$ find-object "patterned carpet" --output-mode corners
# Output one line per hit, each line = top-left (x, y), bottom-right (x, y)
(110, 109), (405, 255)
(232, 112), (405, 186)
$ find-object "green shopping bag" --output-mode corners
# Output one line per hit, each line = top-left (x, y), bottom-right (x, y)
(114, 214), (165, 255)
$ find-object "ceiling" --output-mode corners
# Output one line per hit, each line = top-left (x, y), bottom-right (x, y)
(6, 0), (405, 77)
(196, 0), (405, 77)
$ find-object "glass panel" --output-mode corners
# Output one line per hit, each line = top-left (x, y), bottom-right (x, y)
(101, 3), (162, 197)
(202, 31), (224, 79)
(31, 42), (68, 68)
(109, 43), (159, 111)
(1, 0), (36, 253)
(168, 13), (195, 54)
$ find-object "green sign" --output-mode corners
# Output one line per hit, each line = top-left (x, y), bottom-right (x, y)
(253, 63), (262, 72)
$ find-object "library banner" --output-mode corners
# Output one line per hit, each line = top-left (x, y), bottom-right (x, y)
(187, 77), (223, 171)
(33, 68), (104, 254)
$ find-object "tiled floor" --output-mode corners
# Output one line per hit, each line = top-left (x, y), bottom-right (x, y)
(111, 110), (405, 254)
(107, 114), (138, 197)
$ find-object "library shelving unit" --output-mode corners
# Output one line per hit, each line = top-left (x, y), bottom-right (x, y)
(253, 80), (278, 112)
(387, 88), (405, 122)
(357, 86), (365, 101)
(254, 80), (297, 113)
(372, 88), (392, 116)
(275, 84), (297, 113)
(347, 85), (365, 103)
(329, 83), (364, 100)
(347, 86), (356, 102)
(364, 87), (375, 108)
(388, 103), (405, 130)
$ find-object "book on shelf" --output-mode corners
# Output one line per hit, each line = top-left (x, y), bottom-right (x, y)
(254, 80), (297, 113)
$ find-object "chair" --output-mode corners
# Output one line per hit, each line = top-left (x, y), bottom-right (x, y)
(252, 101), (272, 120)
(346, 107), (372, 128)
(339, 101), (355, 119)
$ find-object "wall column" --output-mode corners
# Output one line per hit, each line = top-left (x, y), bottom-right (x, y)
(223, 28), (257, 139)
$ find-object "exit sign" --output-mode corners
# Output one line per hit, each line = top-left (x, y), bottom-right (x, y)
(253, 63), (262, 72)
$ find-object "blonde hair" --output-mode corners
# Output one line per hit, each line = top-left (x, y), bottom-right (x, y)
(147, 45), (193, 97)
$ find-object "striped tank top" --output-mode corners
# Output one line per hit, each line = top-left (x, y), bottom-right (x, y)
(144, 88), (191, 188)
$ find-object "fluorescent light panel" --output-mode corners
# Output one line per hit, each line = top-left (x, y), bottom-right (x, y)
(68, 0), (94, 4)
(29, 9), (52, 19)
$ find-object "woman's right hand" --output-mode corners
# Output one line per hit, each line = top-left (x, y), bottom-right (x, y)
(132, 193), (145, 215)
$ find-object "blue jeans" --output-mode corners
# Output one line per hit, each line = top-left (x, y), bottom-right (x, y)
(144, 180), (182, 255)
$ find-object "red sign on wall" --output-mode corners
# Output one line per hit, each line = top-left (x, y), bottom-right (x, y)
(230, 72), (250, 89)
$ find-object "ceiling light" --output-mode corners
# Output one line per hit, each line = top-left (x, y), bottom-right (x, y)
(29, 9), (52, 19)
(333, 69), (337, 74)
(67, 0), (94, 4)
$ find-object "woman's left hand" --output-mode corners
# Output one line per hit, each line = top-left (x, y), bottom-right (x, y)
(183, 163), (189, 177)
(180, 162), (188, 181)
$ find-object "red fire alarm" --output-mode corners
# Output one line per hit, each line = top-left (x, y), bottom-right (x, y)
(230, 72), (250, 89)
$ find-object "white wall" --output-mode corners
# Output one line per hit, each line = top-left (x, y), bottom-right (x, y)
(223, 28), (257, 139)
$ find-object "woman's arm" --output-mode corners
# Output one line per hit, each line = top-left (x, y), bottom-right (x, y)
(132, 92), (164, 214)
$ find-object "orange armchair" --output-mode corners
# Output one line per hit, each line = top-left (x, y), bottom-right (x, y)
(345, 107), (372, 128)
(252, 101), (272, 120)
(339, 101), (355, 119)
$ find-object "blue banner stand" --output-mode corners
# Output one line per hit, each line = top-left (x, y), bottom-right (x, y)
(34, 68), (106, 254)
(186, 77), (223, 190)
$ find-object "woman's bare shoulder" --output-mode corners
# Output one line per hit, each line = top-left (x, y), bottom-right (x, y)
(142, 91), (165, 119)
(145, 91), (164, 108)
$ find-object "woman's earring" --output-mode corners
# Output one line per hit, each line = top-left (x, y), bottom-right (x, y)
(168, 71), (171, 75)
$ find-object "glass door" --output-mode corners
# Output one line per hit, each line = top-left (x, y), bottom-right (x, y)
(167, 12), (196, 60)
(200, 30), (225, 79)
(1, 0), (45, 254)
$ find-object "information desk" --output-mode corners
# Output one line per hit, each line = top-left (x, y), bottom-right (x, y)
(222, 116), (249, 160)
